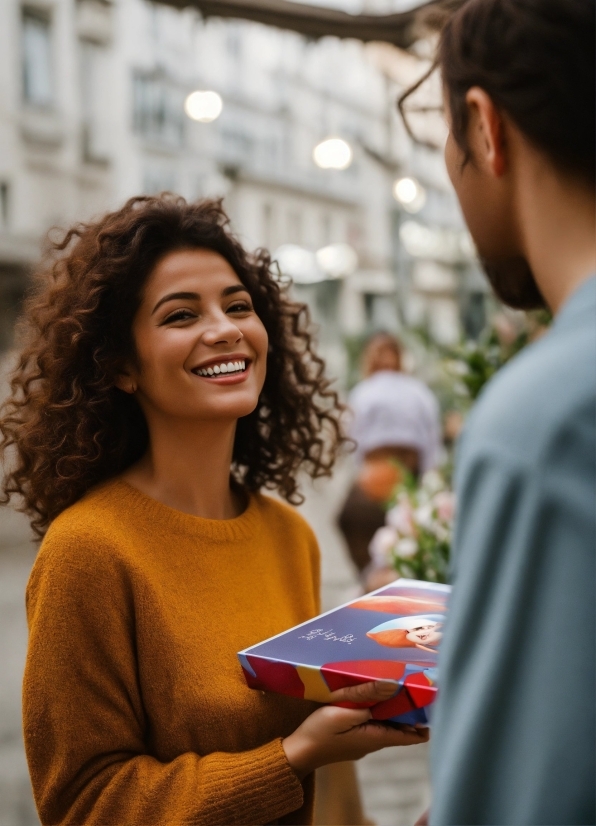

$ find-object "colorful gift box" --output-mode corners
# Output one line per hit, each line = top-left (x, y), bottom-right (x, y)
(238, 579), (450, 725)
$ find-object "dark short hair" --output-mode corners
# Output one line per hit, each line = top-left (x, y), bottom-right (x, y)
(439, 0), (595, 184)
(0, 195), (347, 535)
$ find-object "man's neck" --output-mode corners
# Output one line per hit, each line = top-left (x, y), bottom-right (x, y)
(514, 157), (596, 313)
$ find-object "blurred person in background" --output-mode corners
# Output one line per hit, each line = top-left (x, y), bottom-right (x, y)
(0, 196), (428, 826)
(411, 0), (595, 823)
(338, 332), (442, 584)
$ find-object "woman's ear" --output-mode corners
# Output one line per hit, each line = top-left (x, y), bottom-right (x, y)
(114, 370), (137, 395)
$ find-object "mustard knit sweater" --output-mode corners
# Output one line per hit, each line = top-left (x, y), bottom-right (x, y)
(23, 479), (321, 825)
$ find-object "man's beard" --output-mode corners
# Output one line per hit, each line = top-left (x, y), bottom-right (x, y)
(480, 256), (547, 311)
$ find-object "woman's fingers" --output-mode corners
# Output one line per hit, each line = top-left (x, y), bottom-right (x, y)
(321, 705), (373, 730)
(282, 705), (430, 777)
(358, 722), (430, 747)
(325, 705), (430, 744)
(393, 725), (430, 745)
(327, 679), (399, 705)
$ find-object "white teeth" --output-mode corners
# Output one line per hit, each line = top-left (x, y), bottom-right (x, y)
(196, 360), (248, 376)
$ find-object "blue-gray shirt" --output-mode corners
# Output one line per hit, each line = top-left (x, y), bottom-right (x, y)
(430, 277), (596, 826)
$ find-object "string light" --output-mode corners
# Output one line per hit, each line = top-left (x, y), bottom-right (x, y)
(393, 176), (426, 213)
(184, 91), (223, 123)
(313, 137), (353, 170)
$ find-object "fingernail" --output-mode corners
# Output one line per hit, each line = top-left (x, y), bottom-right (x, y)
(375, 679), (400, 692)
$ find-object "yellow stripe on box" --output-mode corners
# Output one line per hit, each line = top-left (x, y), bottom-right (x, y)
(296, 665), (335, 702)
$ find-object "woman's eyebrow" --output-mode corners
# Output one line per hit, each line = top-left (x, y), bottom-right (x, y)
(152, 292), (199, 315)
(222, 285), (249, 297)
(152, 285), (248, 315)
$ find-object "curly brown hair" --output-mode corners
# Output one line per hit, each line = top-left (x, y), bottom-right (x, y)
(0, 195), (347, 536)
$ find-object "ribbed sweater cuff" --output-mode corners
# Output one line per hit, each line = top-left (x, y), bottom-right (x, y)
(198, 737), (304, 825)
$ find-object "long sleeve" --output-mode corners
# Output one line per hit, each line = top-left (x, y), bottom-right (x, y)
(429, 340), (596, 826)
(23, 539), (305, 826)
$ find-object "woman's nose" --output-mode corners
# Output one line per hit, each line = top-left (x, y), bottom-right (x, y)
(201, 310), (243, 346)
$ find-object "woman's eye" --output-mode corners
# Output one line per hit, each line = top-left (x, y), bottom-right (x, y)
(162, 309), (195, 324)
(228, 302), (252, 313)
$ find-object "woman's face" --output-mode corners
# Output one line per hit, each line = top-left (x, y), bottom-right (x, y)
(125, 248), (268, 424)
(406, 622), (442, 647)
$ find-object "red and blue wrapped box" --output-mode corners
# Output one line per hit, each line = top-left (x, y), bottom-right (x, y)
(238, 579), (450, 725)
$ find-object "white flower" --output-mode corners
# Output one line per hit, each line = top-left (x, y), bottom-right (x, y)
(421, 470), (444, 495)
(386, 502), (416, 537)
(416, 488), (430, 506)
(431, 522), (450, 543)
(394, 537), (418, 558)
(414, 503), (434, 530)
(369, 526), (398, 565)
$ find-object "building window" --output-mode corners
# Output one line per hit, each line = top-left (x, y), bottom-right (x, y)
(133, 71), (184, 149)
(0, 183), (9, 228)
(143, 167), (177, 195)
(80, 40), (111, 163)
(320, 213), (332, 247)
(287, 210), (302, 245)
(22, 8), (53, 107)
(262, 202), (274, 249)
(221, 127), (254, 165)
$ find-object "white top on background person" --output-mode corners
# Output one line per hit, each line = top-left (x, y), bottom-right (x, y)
(349, 334), (442, 473)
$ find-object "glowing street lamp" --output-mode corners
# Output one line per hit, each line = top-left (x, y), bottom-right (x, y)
(184, 90), (223, 123)
(313, 137), (353, 170)
(273, 244), (326, 284)
(316, 243), (358, 279)
(393, 176), (426, 213)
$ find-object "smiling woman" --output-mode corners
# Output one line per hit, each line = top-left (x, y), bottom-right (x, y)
(0, 195), (428, 826)
(1, 197), (345, 529)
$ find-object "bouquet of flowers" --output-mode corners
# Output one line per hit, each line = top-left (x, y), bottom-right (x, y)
(369, 469), (455, 584)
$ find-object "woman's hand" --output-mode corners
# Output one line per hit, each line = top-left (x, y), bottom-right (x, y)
(282, 680), (429, 778)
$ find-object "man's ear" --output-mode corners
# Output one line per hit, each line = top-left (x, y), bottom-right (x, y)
(114, 369), (137, 395)
(465, 87), (507, 177)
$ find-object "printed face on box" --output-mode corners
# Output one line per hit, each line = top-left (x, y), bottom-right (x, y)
(367, 614), (445, 652)
(405, 621), (442, 646)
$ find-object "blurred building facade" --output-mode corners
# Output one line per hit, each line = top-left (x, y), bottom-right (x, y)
(0, 3), (478, 823)
(0, 0), (485, 365)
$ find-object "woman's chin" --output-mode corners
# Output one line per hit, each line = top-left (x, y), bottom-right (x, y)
(190, 396), (260, 422)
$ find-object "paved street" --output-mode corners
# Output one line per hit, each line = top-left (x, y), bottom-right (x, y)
(0, 507), (39, 826)
(0, 460), (429, 826)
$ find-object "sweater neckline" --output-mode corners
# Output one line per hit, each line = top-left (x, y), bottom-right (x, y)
(106, 478), (262, 542)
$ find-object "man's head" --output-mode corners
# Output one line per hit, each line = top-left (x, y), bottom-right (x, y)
(438, 0), (595, 310)
(361, 333), (402, 377)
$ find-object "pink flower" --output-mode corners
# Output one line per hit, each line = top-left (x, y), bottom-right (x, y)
(369, 526), (398, 565)
(433, 491), (456, 523)
(386, 501), (416, 537)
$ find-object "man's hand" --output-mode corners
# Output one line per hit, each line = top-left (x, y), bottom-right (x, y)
(282, 680), (429, 778)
